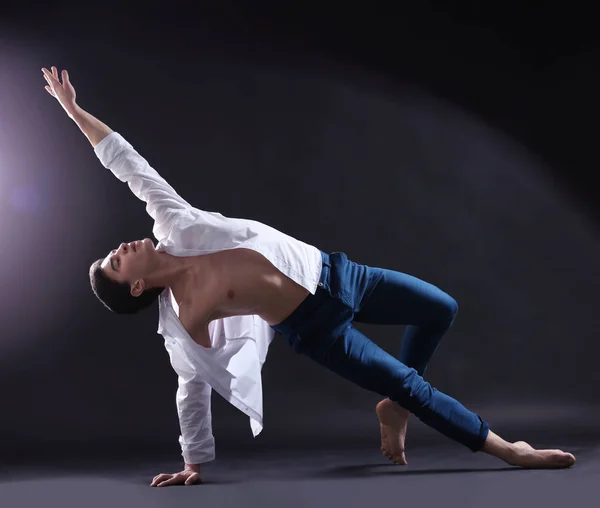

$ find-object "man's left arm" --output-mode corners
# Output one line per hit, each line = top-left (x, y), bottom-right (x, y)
(42, 66), (191, 239)
(92, 131), (192, 240)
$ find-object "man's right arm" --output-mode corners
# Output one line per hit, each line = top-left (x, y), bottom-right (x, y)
(149, 361), (213, 487)
(176, 376), (216, 466)
(164, 340), (216, 467)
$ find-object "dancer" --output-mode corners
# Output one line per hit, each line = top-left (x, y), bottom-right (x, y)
(42, 66), (576, 487)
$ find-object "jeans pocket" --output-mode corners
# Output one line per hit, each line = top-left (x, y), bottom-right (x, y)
(356, 269), (385, 313)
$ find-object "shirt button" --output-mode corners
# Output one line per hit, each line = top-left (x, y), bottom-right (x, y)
(318, 282), (323, 287)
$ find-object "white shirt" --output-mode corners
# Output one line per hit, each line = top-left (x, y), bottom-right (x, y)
(94, 132), (322, 465)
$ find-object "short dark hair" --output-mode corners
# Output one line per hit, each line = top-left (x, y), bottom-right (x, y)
(89, 258), (165, 314)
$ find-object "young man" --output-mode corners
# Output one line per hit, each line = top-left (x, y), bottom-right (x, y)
(42, 66), (576, 487)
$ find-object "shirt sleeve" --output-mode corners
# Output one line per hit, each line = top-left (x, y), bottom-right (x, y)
(94, 132), (191, 242)
(164, 340), (216, 464)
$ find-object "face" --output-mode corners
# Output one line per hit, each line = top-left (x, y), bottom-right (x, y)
(100, 238), (158, 297)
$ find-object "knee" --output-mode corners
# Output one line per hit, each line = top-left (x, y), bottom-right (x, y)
(439, 294), (458, 326)
(447, 296), (459, 320)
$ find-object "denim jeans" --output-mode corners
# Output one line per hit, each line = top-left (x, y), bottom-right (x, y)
(270, 250), (490, 452)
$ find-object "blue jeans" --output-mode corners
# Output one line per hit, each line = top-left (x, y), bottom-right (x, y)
(270, 250), (490, 452)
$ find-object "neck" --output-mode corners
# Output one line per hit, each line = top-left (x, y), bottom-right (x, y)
(144, 252), (195, 295)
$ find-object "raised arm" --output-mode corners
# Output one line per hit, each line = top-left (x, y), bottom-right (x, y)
(42, 66), (112, 147)
(42, 66), (191, 240)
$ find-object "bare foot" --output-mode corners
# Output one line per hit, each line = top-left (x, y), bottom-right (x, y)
(507, 441), (576, 469)
(376, 398), (410, 465)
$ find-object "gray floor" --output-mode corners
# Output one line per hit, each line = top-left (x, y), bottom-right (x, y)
(0, 440), (596, 508)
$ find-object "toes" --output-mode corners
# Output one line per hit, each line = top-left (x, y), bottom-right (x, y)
(392, 451), (407, 465)
(381, 446), (408, 464)
(381, 444), (409, 465)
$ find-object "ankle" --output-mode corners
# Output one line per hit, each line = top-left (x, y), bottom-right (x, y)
(503, 443), (520, 465)
(481, 430), (517, 463)
(385, 399), (410, 415)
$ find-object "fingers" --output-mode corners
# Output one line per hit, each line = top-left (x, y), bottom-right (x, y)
(42, 69), (60, 96)
(151, 473), (172, 487)
(42, 66), (67, 88)
(185, 472), (201, 485)
(43, 74), (58, 96)
(42, 67), (68, 102)
(157, 474), (185, 487)
(41, 68), (58, 85)
(150, 471), (200, 487)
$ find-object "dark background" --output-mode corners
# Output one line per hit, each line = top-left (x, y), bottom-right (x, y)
(0, 1), (598, 464)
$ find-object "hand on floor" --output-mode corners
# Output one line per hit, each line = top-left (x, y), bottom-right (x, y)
(151, 468), (202, 487)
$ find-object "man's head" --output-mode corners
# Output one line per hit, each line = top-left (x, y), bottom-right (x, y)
(89, 238), (165, 314)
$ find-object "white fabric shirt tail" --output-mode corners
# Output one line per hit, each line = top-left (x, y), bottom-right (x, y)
(94, 133), (323, 465)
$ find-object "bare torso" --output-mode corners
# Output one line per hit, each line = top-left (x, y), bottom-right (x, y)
(169, 248), (311, 341)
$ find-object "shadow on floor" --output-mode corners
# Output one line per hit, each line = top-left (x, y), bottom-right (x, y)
(311, 463), (520, 479)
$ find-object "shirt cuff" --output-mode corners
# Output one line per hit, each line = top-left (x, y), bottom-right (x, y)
(180, 435), (216, 464)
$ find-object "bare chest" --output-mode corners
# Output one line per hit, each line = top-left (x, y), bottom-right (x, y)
(172, 248), (310, 329)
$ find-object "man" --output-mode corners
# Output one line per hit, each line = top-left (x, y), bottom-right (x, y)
(42, 66), (576, 487)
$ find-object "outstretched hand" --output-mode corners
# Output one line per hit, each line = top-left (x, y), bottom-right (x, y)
(42, 66), (77, 116)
